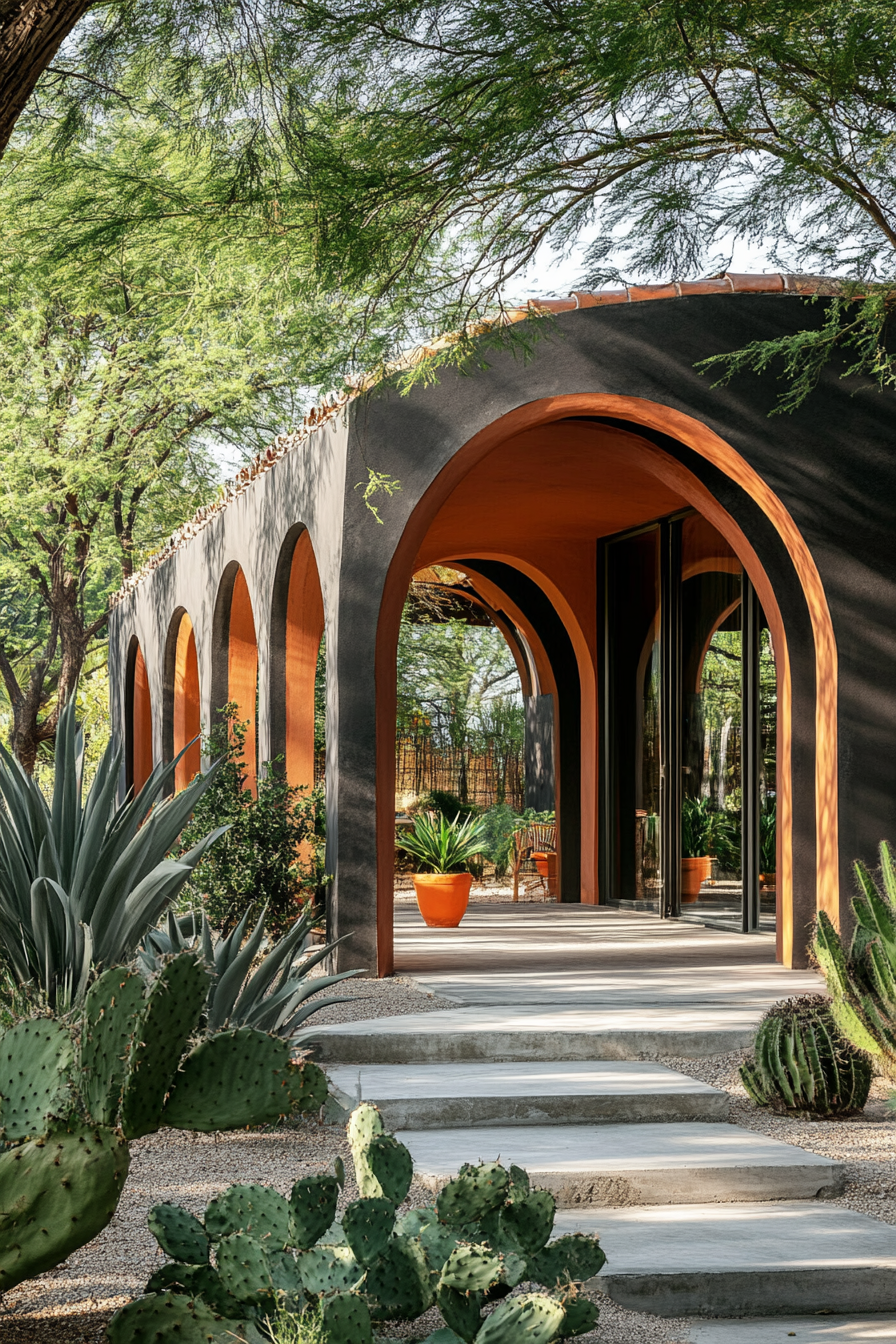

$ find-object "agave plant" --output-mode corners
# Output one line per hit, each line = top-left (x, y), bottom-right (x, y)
(0, 697), (223, 1009)
(397, 810), (488, 875)
(138, 902), (365, 1040)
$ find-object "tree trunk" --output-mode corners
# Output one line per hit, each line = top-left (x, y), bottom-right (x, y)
(0, 0), (95, 159)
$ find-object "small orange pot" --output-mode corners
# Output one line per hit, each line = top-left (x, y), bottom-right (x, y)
(681, 856), (712, 903)
(412, 872), (472, 927)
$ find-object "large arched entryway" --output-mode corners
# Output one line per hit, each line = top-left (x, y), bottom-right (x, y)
(211, 563), (259, 794)
(125, 636), (154, 794)
(375, 399), (837, 974)
(269, 525), (326, 791)
(163, 608), (202, 792)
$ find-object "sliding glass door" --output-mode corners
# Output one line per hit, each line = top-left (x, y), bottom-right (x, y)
(600, 511), (776, 932)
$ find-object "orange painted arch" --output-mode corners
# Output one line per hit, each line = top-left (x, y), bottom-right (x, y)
(284, 531), (325, 791)
(128, 639), (154, 794)
(172, 613), (201, 792)
(228, 567), (259, 795)
(376, 394), (838, 973)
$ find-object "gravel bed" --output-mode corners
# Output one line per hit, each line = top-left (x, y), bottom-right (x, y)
(2, 1118), (690, 1344)
(659, 1049), (896, 1224)
(302, 974), (457, 1025)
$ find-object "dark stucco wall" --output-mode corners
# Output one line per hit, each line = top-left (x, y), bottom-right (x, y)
(110, 292), (896, 972)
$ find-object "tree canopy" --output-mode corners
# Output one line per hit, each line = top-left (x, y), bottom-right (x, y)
(13, 0), (895, 396)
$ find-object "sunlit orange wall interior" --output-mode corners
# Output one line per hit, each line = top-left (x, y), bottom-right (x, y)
(228, 568), (259, 794)
(173, 614), (201, 792)
(132, 643), (154, 792)
(285, 531), (325, 790)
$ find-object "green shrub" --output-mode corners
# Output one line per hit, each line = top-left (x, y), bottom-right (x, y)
(417, 789), (480, 821)
(179, 709), (327, 937)
(397, 811), (488, 875)
(109, 1102), (605, 1344)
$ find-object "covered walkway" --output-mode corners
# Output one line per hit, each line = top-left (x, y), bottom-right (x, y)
(394, 903), (822, 1011)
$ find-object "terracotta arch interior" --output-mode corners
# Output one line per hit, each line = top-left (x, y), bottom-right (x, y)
(173, 614), (201, 791)
(284, 531), (325, 790)
(228, 567), (259, 795)
(128, 640), (154, 793)
(378, 415), (795, 968)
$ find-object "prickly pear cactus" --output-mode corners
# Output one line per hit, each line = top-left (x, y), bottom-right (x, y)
(119, 952), (210, 1140)
(740, 994), (873, 1116)
(205, 1184), (292, 1248)
(364, 1235), (437, 1320)
(0, 1121), (129, 1292)
(529, 1233), (606, 1287)
(163, 1028), (309, 1131)
(475, 1293), (566, 1344)
(440, 1244), (503, 1294)
(105, 1288), (266, 1343)
(341, 1196), (395, 1265)
(0, 1020), (73, 1141)
(290, 1174), (340, 1249)
(147, 1203), (209, 1264)
(216, 1230), (277, 1305)
(80, 967), (144, 1125)
(298, 1244), (365, 1294)
(436, 1162), (509, 1226)
(498, 1189), (555, 1255)
(319, 1288), (374, 1343)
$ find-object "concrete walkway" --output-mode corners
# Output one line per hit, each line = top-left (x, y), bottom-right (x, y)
(394, 903), (822, 1008)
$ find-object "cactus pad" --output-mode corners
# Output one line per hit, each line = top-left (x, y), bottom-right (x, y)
(119, 952), (210, 1140)
(268, 1248), (303, 1296)
(474, 1293), (565, 1344)
(80, 966), (144, 1126)
(289, 1057), (330, 1113)
(365, 1236), (436, 1320)
(216, 1230), (276, 1304)
(0, 1121), (129, 1292)
(556, 1290), (600, 1337)
(105, 1289), (264, 1343)
(367, 1134), (414, 1204)
(147, 1202), (209, 1263)
(163, 1028), (295, 1131)
(500, 1189), (555, 1255)
(397, 1209), (460, 1269)
(529, 1233), (606, 1287)
(436, 1163), (509, 1227)
(205, 1184), (292, 1248)
(437, 1283), (484, 1341)
(440, 1243), (503, 1294)
(145, 1263), (246, 1319)
(290, 1173), (340, 1249)
(319, 1288), (374, 1343)
(342, 1196), (395, 1265)
(297, 1244), (365, 1294)
(0, 1019), (73, 1141)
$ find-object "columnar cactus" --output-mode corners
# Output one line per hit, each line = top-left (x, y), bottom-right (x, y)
(740, 994), (872, 1116)
(108, 1102), (606, 1343)
(812, 843), (896, 1079)
(0, 951), (328, 1294)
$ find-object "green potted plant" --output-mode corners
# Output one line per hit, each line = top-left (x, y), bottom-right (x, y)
(680, 796), (716, 902)
(760, 800), (777, 888)
(397, 811), (487, 926)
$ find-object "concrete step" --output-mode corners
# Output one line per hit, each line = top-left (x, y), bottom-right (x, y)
(556, 1201), (896, 1317)
(309, 1006), (765, 1064)
(326, 1061), (729, 1129)
(398, 1121), (844, 1206)
(684, 1315), (896, 1343)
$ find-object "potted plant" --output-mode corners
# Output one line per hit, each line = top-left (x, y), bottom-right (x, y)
(760, 801), (776, 889)
(397, 811), (488, 927)
(680, 797), (716, 902)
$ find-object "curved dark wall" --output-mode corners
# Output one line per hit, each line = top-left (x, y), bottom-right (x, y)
(110, 291), (896, 973)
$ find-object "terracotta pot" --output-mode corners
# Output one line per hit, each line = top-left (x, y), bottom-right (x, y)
(760, 872), (776, 889)
(681, 856), (712, 903)
(412, 872), (472, 927)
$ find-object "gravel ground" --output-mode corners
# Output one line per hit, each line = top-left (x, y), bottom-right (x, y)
(302, 974), (457, 1025)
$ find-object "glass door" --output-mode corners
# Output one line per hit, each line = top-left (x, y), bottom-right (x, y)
(601, 512), (777, 932)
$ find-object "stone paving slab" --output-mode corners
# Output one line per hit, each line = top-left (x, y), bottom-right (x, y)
(309, 1005), (765, 1063)
(326, 1060), (728, 1128)
(555, 1202), (896, 1317)
(398, 1122), (844, 1206)
(684, 1316), (896, 1343)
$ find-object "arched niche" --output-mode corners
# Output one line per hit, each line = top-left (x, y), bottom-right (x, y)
(270, 526), (325, 790)
(211, 562), (259, 794)
(163, 608), (201, 792)
(125, 636), (153, 794)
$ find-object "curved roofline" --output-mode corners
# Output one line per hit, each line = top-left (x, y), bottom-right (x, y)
(109, 271), (842, 610)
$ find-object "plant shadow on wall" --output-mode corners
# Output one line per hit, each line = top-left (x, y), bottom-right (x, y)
(179, 705), (329, 937)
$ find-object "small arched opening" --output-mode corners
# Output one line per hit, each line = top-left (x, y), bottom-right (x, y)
(163, 608), (202, 792)
(125, 636), (153, 794)
(211, 563), (259, 794)
(270, 526), (326, 790)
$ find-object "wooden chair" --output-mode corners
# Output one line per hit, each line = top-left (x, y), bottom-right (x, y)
(511, 823), (558, 901)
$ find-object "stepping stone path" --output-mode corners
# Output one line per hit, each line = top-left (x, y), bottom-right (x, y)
(314, 1006), (896, 1336)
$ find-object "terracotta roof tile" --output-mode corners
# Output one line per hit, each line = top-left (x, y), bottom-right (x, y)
(529, 270), (838, 312)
